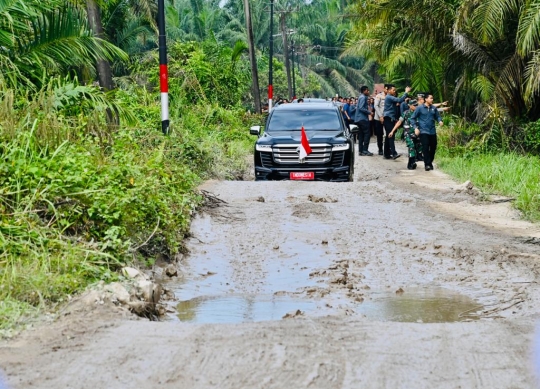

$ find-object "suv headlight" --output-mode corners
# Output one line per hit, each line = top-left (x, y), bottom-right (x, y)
(332, 144), (349, 151)
(256, 144), (272, 151)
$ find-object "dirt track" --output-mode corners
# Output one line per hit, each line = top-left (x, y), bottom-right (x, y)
(2, 142), (540, 388)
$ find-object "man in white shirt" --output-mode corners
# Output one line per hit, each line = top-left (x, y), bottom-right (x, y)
(373, 85), (388, 155)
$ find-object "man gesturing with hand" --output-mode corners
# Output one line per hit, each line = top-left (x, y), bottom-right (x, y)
(383, 85), (411, 159)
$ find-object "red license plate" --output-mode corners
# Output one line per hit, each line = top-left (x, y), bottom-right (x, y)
(290, 172), (314, 180)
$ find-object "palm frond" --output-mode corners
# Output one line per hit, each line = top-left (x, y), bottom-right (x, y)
(327, 69), (356, 96)
(308, 69), (336, 97)
(517, 0), (540, 56)
(470, 0), (519, 44)
(471, 74), (495, 102)
(524, 50), (540, 103)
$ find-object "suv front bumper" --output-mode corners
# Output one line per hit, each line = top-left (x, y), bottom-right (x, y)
(254, 166), (351, 182)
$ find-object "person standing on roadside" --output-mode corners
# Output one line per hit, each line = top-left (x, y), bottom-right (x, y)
(373, 86), (387, 155)
(343, 97), (352, 129)
(368, 97), (375, 137)
(389, 99), (420, 169)
(410, 93), (443, 171)
(383, 84), (411, 159)
(354, 86), (373, 156)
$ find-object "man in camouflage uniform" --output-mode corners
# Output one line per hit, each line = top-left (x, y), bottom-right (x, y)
(389, 99), (422, 169)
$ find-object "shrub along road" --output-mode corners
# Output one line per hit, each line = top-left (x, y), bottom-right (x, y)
(1, 144), (540, 388)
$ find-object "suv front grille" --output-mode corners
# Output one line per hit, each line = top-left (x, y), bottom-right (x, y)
(331, 151), (345, 167)
(260, 152), (273, 167)
(272, 143), (332, 164)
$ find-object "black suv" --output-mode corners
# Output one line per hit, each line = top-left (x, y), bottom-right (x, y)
(250, 102), (354, 182)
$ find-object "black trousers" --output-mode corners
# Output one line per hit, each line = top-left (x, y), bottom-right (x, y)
(420, 133), (437, 166)
(383, 117), (397, 157)
(356, 120), (371, 153)
(369, 119), (375, 137)
(374, 120), (384, 152)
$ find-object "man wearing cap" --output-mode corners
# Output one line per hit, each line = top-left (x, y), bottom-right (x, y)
(383, 84), (411, 159)
(410, 93), (443, 171)
(389, 99), (421, 169)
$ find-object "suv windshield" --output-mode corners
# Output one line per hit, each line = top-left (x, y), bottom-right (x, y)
(266, 109), (342, 132)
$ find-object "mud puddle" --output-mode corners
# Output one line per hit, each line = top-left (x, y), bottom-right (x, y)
(358, 287), (483, 323)
(176, 295), (325, 324)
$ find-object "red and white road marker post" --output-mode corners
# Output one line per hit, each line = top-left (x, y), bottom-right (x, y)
(158, 0), (169, 135)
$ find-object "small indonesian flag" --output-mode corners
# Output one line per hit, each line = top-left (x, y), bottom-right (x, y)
(299, 126), (312, 159)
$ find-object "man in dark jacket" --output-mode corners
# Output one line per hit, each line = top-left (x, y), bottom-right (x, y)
(354, 86), (373, 156)
(383, 84), (411, 159)
(410, 93), (443, 171)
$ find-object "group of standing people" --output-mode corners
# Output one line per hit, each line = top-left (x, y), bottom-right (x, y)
(348, 84), (446, 171)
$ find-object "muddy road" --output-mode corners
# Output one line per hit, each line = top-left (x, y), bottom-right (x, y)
(2, 143), (540, 388)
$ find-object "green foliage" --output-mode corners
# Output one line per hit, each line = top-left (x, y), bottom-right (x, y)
(438, 115), (540, 156)
(346, 0), (540, 122)
(523, 120), (540, 154)
(437, 117), (540, 222)
(0, 68), (255, 330)
(437, 152), (540, 221)
(129, 41), (251, 108)
(0, 0), (126, 90)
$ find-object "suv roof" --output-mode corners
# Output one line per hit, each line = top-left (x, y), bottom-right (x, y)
(273, 102), (338, 111)
(291, 98), (328, 103)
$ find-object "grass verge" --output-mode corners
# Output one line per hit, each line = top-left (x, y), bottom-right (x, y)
(437, 149), (540, 222)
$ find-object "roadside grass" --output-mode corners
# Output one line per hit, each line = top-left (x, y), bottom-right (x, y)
(437, 147), (540, 222)
(0, 84), (255, 334)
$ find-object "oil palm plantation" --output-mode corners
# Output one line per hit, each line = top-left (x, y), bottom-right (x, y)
(453, 0), (540, 120)
(345, 0), (540, 121)
(0, 0), (125, 90)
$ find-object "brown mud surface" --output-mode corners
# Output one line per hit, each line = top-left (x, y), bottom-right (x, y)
(2, 142), (540, 388)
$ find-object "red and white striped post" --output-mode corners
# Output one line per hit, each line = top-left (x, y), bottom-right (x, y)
(158, 0), (169, 134)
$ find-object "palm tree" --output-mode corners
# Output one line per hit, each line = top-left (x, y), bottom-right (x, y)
(453, 0), (540, 120)
(283, 0), (374, 97)
(0, 0), (125, 90)
(346, 0), (540, 121)
(345, 0), (459, 101)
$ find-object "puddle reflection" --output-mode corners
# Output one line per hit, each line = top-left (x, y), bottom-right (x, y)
(359, 288), (483, 323)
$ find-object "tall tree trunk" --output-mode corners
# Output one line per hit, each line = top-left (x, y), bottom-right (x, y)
(280, 13), (292, 100)
(243, 0), (261, 113)
(86, 0), (118, 125)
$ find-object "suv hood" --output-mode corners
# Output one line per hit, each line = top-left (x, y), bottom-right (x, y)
(260, 130), (345, 143)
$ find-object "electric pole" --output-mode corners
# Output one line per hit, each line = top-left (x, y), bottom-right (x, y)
(291, 41), (296, 99)
(243, 0), (261, 113)
(280, 13), (292, 100)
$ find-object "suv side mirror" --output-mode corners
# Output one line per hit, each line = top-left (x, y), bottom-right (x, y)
(250, 125), (261, 136)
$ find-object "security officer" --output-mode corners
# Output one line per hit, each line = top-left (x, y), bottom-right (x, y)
(389, 99), (421, 169)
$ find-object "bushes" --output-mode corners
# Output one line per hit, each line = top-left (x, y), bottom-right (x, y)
(0, 75), (256, 330)
(523, 120), (540, 155)
(439, 115), (540, 156)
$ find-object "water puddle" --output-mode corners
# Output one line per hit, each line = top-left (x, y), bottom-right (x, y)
(357, 287), (483, 323)
(176, 295), (321, 324)
(173, 287), (483, 324)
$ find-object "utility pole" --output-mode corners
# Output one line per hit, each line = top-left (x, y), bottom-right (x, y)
(243, 0), (261, 113)
(291, 41), (296, 99)
(280, 13), (292, 100)
(158, 0), (169, 134)
(268, 0), (274, 112)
